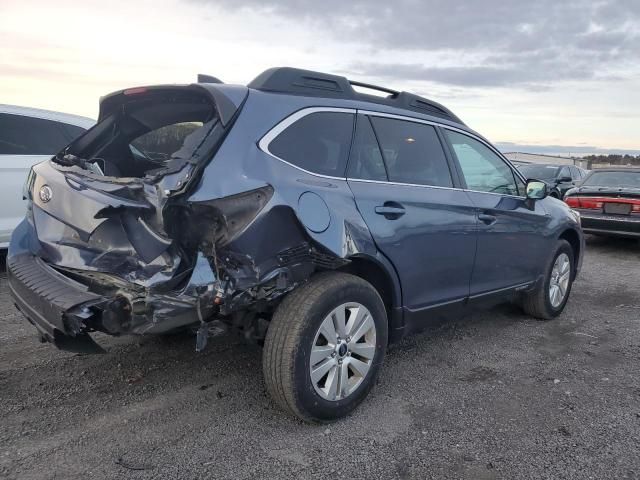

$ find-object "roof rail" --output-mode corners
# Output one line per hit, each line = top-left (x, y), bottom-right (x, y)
(247, 67), (464, 125)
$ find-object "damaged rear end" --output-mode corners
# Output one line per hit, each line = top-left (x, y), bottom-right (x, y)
(7, 82), (281, 352)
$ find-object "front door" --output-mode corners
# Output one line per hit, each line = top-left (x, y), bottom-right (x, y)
(347, 114), (477, 321)
(442, 128), (552, 297)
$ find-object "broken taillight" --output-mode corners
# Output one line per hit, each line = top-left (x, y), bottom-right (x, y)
(165, 185), (274, 249)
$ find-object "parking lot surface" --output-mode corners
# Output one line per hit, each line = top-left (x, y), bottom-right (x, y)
(1, 236), (639, 480)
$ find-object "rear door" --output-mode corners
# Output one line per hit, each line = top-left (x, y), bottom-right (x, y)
(347, 114), (477, 321)
(441, 128), (551, 297)
(0, 113), (81, 245)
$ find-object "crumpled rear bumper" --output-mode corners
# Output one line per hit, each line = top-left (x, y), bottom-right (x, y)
(7, 249), (218, 353)
(7, 253), (107, 353)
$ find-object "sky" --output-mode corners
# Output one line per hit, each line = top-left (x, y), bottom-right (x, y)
(1, 0), (639, 156)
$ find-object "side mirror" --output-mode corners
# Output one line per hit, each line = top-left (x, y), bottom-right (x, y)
(558, 176), (573, 183)
(526, 180), (548, 200)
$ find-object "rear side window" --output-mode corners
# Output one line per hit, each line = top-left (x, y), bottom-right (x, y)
(268, 112), (354, 176)
(369, 116), (453, 187)
(0, 113), (78, 155)
(445, 130), (521, 196)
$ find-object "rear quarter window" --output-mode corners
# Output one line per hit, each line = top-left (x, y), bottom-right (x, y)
(268, 111), (355, 177)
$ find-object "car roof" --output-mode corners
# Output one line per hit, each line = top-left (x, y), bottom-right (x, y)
(0, 104), (95, 129)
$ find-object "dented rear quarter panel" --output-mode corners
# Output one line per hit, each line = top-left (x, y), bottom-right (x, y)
(189, 90), (404, 313)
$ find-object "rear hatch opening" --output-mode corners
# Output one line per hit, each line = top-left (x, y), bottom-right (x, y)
(12, 84), (258, 349)
(53, 86), (222, 184)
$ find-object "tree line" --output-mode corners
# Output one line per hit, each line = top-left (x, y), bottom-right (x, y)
(583, 154), (640, 166)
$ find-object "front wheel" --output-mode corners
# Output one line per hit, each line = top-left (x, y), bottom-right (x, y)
(262, 272), (388, 423)
(521, 239), (575, 319)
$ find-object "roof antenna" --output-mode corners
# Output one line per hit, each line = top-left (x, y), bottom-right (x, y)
(197, 74), (223, 84)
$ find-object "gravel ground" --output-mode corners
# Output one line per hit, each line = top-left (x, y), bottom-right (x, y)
(1, 236), (639, 480)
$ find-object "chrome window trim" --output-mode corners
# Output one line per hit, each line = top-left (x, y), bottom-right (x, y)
(258, 106), (357, 180)
(259, 106), (528, 199)
(347, 177), (461, 192)
(349, 178), (527, 200)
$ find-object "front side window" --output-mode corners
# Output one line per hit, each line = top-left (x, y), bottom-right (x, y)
(369, 116), (453, 187)
(0, 113), (77, 155)
(445, 130), (520, 196)
(569, 166), (581, 180)
(269, 112), (355, 177)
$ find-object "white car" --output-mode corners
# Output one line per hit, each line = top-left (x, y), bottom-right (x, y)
(0, 105), (94, 248)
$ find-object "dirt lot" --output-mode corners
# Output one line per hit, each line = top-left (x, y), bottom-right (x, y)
(1, 236), (639, 480)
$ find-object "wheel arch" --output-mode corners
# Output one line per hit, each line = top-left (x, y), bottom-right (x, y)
(558, 228), (581, 278)
(338, 253), (404, 342)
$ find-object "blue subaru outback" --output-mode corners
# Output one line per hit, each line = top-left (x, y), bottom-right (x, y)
(8, 67), (584, 422)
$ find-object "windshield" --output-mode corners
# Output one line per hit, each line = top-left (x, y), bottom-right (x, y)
(582, 171), (640, 189)
(518, 165), (560, 180)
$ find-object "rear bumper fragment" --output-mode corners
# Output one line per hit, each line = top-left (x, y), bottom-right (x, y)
(579, 213), (640, 238)
(8, 253), (106, 353)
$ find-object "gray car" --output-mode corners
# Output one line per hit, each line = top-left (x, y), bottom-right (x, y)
(7, 67), (584, 422)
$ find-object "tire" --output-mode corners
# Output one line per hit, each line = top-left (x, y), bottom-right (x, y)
(521, 239), (574, 320)
(263, 272), (388, 423)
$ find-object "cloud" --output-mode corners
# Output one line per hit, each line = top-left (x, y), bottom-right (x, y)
(192, 0), (640, 88)
(496, 142), (640, 156)
(348, 62), (595, 88)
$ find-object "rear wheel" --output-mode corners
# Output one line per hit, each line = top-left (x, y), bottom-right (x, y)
(522, 240), (574, 319)
(263, 272), (387, 422)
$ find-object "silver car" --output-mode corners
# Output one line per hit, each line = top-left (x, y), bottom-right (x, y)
(0, 105), (94, 247)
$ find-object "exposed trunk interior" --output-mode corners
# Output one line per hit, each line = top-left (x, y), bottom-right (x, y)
(53, 87), (219, 179)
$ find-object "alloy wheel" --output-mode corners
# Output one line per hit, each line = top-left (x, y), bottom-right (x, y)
(549, 253), (571, 308)
(309, 302), (377, 401)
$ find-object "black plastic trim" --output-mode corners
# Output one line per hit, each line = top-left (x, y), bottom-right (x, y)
(248, 67), (465, 125)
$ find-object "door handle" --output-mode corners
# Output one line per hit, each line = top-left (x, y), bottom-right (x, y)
(478, 213), (497, 225)
(375, 203), (405, 219)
